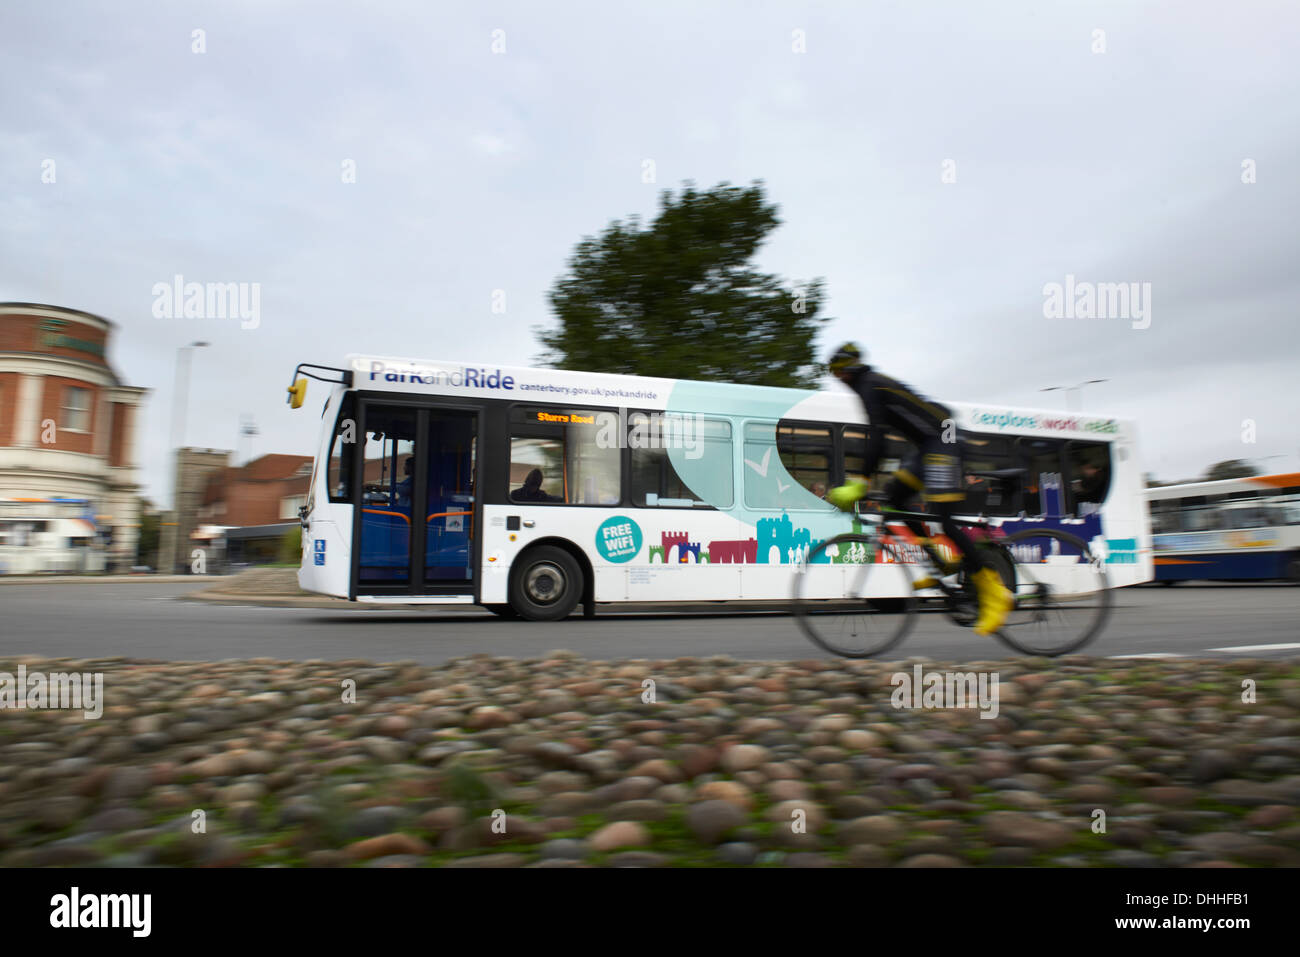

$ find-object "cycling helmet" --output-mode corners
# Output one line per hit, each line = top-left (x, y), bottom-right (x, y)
(827, 342), (866, 374)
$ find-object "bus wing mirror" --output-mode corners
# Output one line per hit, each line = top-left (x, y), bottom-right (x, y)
(287, 378), (308, 409)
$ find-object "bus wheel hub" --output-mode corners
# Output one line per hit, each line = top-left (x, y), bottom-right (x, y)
(526, 563), (565, 603)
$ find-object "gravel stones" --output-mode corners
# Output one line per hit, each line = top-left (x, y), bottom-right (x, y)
(0, 653), (1294, 869)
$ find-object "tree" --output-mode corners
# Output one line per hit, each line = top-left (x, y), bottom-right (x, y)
(1202, 459), (1259, 481)
(540, 181), (830, 388)
(279, 525), (302, 565)
(136, 501), (160, 570)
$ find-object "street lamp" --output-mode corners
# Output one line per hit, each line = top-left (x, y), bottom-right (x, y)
(1041, 379), (1108, 412)
(170, 341), (210, 484)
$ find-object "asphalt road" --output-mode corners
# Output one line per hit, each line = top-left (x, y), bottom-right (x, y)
(0, 580), (1297, 665)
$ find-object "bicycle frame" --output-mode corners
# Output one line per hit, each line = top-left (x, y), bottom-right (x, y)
(863, 504), (1005, 557)
(856, 504), (1015, 616)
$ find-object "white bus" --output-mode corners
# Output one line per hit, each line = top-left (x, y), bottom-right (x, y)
(1145, 473), (1300, 583)
(287, 356), (1151, 618)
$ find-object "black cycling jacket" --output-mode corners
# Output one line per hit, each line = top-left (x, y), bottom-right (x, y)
(843, 365), (954, 475)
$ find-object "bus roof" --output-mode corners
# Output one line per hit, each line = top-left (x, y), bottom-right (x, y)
(1144, 472), (1300, 501)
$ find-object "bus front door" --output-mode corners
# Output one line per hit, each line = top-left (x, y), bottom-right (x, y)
(356, 403), (477, 596)
(423, 411), (476, 587)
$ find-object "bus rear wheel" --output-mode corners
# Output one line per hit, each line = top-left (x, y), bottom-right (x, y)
(509, 546), (583, 621)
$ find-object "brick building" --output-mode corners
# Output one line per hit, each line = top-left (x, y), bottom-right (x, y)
(0, 303), (148, 573)
(198, 453), (313, 526)
(191, 452), (313, 566)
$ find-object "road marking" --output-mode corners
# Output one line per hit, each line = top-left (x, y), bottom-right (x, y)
(1108, 653), (1187, 659)
(1206, 642), (1300, 653)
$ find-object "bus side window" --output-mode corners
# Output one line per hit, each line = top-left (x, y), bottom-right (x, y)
(1186, 505), (1218, 532)
(1065, 440), (1112, 515)
(1018, 438), (1065, 517)
(961, 433), (1019, 516)
(841, 426), (907, 499)
(629, 413), (732, 508)
(842, 427), (868, 486)
(327, 396), (356, 503)
(507, 407), (620, 505)
(509, 438), (567, 502)
(1233, 507), (1265, 530)
(775, 421), (832, 498)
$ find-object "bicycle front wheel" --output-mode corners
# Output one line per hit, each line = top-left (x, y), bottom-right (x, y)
(996, 527), (1112, 656)
(792, 533), (917, 658)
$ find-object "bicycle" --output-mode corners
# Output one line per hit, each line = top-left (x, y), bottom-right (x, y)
(791, 483), (1112, 658)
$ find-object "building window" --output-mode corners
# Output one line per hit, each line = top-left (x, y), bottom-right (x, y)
(62, 386), (92, 432)
(281, 495), (307, 520)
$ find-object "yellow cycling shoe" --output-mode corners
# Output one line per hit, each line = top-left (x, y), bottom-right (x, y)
(971, 567), (1015, 636)
(912, 576), (939, 590)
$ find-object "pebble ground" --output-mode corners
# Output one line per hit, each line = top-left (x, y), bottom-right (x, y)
(1, 653), (1297, 867)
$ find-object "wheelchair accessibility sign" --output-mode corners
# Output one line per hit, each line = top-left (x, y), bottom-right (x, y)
(314, 539), (326, 566)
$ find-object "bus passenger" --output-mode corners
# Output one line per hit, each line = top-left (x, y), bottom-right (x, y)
(511, 468), (561, 503)
(1074, 462), (1109, 503)
(395, 457), (414, 507)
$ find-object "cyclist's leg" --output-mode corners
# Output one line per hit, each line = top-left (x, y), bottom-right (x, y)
(930, 499), (981, 576)
(885, 451), (928, 539)
(887, 450), (947, 590)
(921, 441), (1012, 634)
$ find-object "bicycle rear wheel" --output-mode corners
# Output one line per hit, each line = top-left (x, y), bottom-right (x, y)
(996, 527), (1111, 656)
(792, 533), (917, 658)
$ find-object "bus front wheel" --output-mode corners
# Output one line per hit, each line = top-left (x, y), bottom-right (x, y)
(509, 546), (583, 621)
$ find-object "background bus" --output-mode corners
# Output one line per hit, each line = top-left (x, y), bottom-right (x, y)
(1145, 473), (1300, 583)
(289, 355), (1152, 618)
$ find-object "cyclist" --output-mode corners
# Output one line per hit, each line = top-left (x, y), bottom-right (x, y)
(824, 342), (1014, 636)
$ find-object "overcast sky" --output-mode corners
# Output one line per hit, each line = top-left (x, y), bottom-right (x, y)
(3, 0), (1298, 506)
